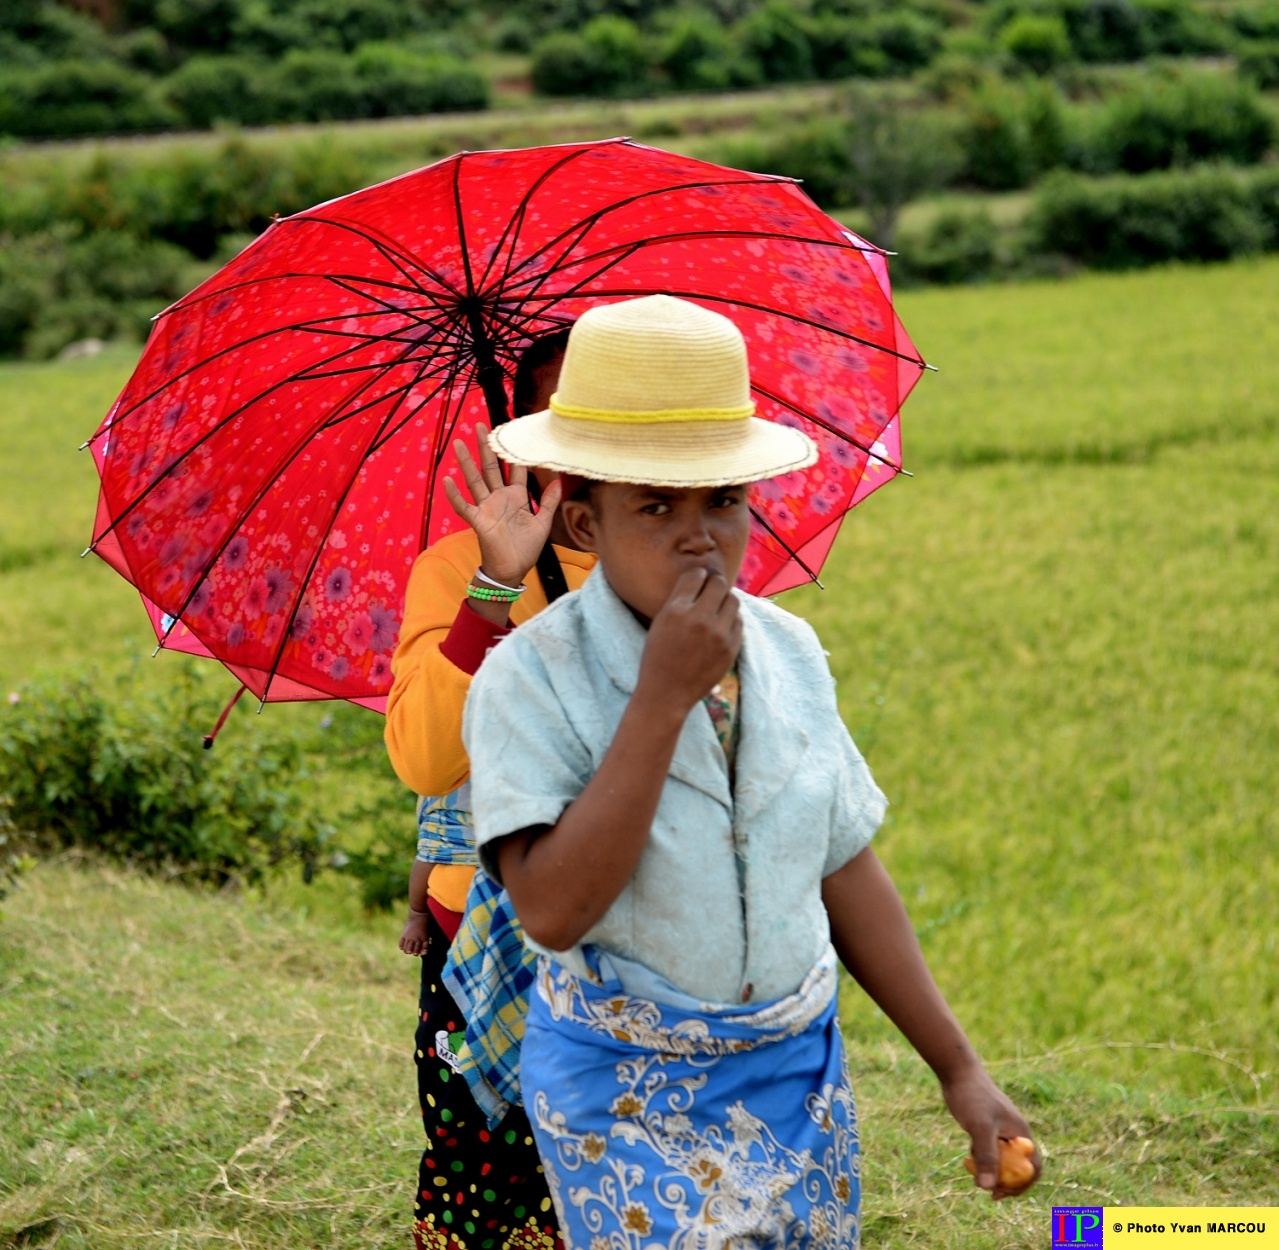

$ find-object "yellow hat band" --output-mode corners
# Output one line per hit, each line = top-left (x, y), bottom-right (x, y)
(548, 393), (756, 425)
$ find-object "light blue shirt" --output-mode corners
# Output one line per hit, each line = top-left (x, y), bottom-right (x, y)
(463, 566), (886, 1007)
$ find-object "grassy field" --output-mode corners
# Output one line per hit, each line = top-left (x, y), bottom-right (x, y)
(2, 257), (1278, 1246)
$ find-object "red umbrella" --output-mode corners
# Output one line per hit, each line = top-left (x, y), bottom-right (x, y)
(86, 137), (926, 712)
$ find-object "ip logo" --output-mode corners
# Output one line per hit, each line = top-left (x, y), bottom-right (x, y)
(1053, 1207), (1105, 1247)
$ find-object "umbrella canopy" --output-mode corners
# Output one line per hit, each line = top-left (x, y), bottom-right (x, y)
(87, 137), (926, 711)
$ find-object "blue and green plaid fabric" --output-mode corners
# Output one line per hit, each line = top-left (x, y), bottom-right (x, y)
(416, 789), (537, 1128)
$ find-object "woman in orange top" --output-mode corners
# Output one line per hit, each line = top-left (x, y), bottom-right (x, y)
(385, 335), (596, 1250)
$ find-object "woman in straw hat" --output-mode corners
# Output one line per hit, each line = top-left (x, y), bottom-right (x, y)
(387, 329), (593, 1250)
(464, 295), (1039, 1248)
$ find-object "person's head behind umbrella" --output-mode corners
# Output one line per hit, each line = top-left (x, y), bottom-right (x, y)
(488, 295), (817, 622)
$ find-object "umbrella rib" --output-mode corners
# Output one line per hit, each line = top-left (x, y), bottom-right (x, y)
(418, 354), (472, 549)
(531, 286), (928, 369)
(152, 376), (422, 642)
(160, 268), (448, 322)
(257, 356), (454, 705)
(92, 320), (444, 547)
(498, 175), (778, 286)
(89, 296), (456, 447)
(501, 215), (611, 313)
(365, 360), (462, 458)
(750, 382), (903, 472)
(150, 329), (439, 633)
(478, 145), (602, 293)
(278, 213), (463, 302)
(498, 227), (883, 297)
(323, 276), (460, 332)
(453, 155), (478, 300)
(748, 506), (825, 590)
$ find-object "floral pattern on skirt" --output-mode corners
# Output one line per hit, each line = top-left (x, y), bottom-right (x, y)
(520, 949), (860, 1250)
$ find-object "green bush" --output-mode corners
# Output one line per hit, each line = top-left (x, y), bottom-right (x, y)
(959, 82), (1039, 190)
(532, 15), (648, 97)
(738, 1), (814, 83)
(1089, 73), (1274, 175)
(163, 54), (274, 128)
(898, 204), (1001, 284)
(531, 30), (599, 95)
(806, 15), (891, 81)
(709, 119), (852, 209)
(865, 11), (944, 75)
(350, 44), (487, 116)
(985, 0), (1229, 63)
(0, 227), (193, 359)
(0, 58), (177, 138)
(0, 0), (115, 64)
(19, 139), (371, 259)
(1237, 40), (1279, 90)
(1026, 165), (1270, 269)
(658, 10), (744, 91)
(269, 46), (368, 120)
(998, 13), (1072, 74)
(809, 11), (942, 81)
(1251, 164), (1279, 245)
(0, 671), (331, 886)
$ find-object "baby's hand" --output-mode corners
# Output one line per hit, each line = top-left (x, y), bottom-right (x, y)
(942, 1064), (1041, 1200)
(399, 911), (430, 957)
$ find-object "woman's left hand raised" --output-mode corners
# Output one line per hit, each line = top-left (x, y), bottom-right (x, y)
(443, 423), (561, 587)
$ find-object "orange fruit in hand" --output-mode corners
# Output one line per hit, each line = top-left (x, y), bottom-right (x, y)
(963, 1136), (1036, 1189)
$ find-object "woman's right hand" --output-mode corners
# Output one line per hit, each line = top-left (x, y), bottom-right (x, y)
(443, 423), (561, 586)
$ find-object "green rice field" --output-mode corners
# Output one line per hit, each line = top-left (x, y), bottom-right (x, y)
(2, 256), (1277, 1247)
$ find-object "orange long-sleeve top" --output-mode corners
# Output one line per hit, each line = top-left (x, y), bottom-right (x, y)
(385, 529), (596, 909)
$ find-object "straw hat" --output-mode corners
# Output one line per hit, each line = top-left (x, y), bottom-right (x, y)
(488, 295), (817, 487)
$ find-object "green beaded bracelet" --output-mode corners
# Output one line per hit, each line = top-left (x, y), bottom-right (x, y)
(467, 584), (523, 602)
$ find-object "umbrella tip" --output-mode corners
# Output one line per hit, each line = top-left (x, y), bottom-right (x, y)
(80, 546), (92, 558)
(923, 362), (939, 373)
(78, 440), (90, 450)
(898, 467), (915, 479)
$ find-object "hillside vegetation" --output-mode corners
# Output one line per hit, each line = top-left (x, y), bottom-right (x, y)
(4, 2), (1279, 357)
(3, 0), (1275, 137)
(2, 258), (1277, 1245)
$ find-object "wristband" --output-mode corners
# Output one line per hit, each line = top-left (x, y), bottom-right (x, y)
(467, 584), (523, 603)
(474, 568), (527, 594)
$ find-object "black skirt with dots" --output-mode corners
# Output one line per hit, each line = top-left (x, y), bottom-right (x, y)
(413, 907), (562, 1250)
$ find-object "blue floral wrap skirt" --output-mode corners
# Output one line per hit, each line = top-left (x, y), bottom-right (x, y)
(521, 947), (860, 1250)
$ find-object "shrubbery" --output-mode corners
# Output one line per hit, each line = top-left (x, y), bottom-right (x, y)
(986, 0), (1228, 66)
(532, 15), (651, 97)
(897, 204), (1001, 284)
(0, 45), (487, 137)
(0, 669), (332, 886)
(531, 1), (948, 98)
(0, 227), (196, 359)
(1027, 164), (1279, 268)
(952, 72), (1273, 191)
(1, 137), (370, 256)
(1083, 72), (1274, 174)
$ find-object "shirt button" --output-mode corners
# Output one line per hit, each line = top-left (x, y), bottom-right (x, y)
(741, 983), (753, 1003)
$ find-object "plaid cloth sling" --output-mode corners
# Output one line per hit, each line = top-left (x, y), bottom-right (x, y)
(416, 789), (535, 1127)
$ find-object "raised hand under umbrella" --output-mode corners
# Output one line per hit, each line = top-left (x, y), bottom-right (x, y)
(86, 137), (927, 714)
